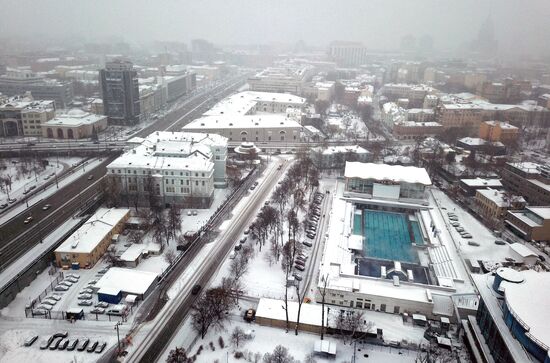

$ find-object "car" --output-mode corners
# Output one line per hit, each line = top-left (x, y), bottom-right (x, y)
(249, 185), (256, 191)
(37, 304), (53, 311)
(302, 241), (313, 247)
(67, 273), (80, 279)
(243, 228), (250, 235)
(49, 337), (62, 350)
(39, 336), (54, 350)
(296, 256), (306, 264)
(24, 335), (39, 347)
(192, 210), (197, 216)
(54, 285), (69, 292)
(77, 338), (90, 351)
(93, 140), (100, 144)
(191, 284), (201, 295)
(295, 259), (305, 267)
(78, 293), (92, 300)
(494, 240), (506, 245)
(90, 307), (105, 314)
(234, 244), (242, 251)
(187, 210), (192, 216)
(42, 204), (52, 211)
(450, 222), (460, 227)
(462, 233), (473, 239)
(95, 342), (107, 353)
(95, 301), (109, 308)
(59, 281), (73, 287)
(32, 308), (48, 315)
(244, 308), (256, 322)
(240, 236), (247, 244)
(293, 273), (303, 281)
(539, 255), (546, 262)
(306, 233), (315, 239)
(0, 203), (8, 209)
(97, 267), (109, 275)
(449, 217), (458, 221)
(66, 277), (79, 283)
(87, 279), (98, 285)
(23, 216), (33, 224)
(78, 300), (93, 306)
(87, 175), (94, 180)
(57, 339), (69, 350)
(468, 241), (480, 246)
(87, 341), (98, 353)
(295, 265), (305, 271)
(53, 331), (68, 339)
(46, 294), (62, 301)
(455, 227), (465, 232)
(41, 299), (57, 306)
(66, 339), (79, 351)
(8, 198), (17, 204)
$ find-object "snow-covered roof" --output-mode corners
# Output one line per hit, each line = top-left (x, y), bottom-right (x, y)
(509, 243), (537, 258)
(460, 178), (502, 188)
(319, 145), (370, 155)
(256, 298), (328, 327)
(44, 111), (106, 127)
(476, 188), (524, 208)
(184, 114), (303, 130)
(119, 244), (144, 262)
(483, 120), (518, 130)
(55, 208), (129, 254)
(501, 271), (550, 351)
(95, 267), (158, 296)
(527, 206), (550, 220)
(203, 91), (305, 117)
(344, 162), (431, 186)
(507, 162), (543, 174)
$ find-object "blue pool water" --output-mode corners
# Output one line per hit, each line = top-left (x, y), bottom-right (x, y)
(362, 210), (419, 263)
(411, 221), (424, 245)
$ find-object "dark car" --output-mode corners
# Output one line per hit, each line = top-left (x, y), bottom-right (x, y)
(39, 336), (54, 350)
(24, 335), (39, 347)
(295, 259), (305, 267)
(87, 174), (94, 180)
(302, 241), (313, 247)
(57, 339), (69, 350)
(95, 342), (107, 353)
(295, 264), (305, 271)
(191, 284), (201, 295)
(67, 339), (79, 351)
(53, 331), (68, 339)
(244, 308), (256, 322)
(49, 337), (62, 350)
(87, 341), (98, 353)
(77, 338), (89, 351)
(539, 255), (546, 262)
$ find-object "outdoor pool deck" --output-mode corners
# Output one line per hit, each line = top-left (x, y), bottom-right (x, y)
(353, 209), (424, 263)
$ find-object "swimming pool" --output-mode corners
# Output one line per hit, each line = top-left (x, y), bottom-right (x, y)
(361, 210), (419, 263)
(411, 221), (424, 245)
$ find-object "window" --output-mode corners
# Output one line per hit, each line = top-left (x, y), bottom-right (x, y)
(380, 304), (386, 312)
(393, 306), (400, 314)
(202, 173), (205, 177)
(202, 181), (205, 186)
(195, 181), (198, 186)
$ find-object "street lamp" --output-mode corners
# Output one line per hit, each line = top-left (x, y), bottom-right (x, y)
(114, 321), (122, 355)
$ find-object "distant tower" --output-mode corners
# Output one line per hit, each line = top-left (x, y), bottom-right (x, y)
(473, 15), (498, 55)
(99, 59), (140, 126)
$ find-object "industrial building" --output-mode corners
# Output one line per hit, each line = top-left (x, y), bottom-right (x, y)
(95, 267), (159, 303)
(54, 208), (130, 268)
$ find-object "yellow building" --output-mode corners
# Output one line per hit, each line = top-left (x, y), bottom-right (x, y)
(475, 189), (525, 227)
(479, 120), (519, 144)
(54, 208), (130, 268)
(42, 109), (107, 139)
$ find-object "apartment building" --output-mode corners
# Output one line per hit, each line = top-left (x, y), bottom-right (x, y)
(474, 188), (525, 226)
(479, 120), (519, 144)
(392, 121), (443, 141)
(506, 206), (550, 242)
(500, 162), (550, 205)
(381, 83), (435, 108)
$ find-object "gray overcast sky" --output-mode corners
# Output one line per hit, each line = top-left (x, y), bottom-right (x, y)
(2, 0), (550, 55)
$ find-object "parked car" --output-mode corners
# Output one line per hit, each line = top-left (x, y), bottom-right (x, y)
(306, 232), (315, 239)
(295, 265), (305, 271)
(24, 335), (39, 347)
(455, 227), (465, 232)
(97, 267), (109, 275)
(78, 300), (93, 306)
(539, 255), (546, 262)
(39, 336), (54, 350)
(76, 338), (90, 351)
(49, 338), (62, 350)
(495, 240), (506, 245)
(67, 273), (80, 279)
(295, 259), (305, 267)
(240, 236), (247, 244)
(302, 241), (312, 247)
(95, 342), (107, 353)
(90, 307), (105, 314)
(53, 331), (68, 339)
(244, 308), (256, 322)
(37, 304), (53, 311)
(59, 281), (73, 287)
(462, 233), (473, 239)
(191, 284), (201, 295)
(95, 301), (109, 308)
(243, 228), (250, 235)
(67, 339), (79, 351)
(87, 279), (98, 285)
(468, 241), (480, 246)
(293, 273), (303, 281)
(41, 299), (57, 306)
(66, 277), (79, 283)
(32, 308), (48, 315)
(78, 293), (92, 300)
(87, 341), (98, 353)
(80, 288), (93, 294)
(57, 339), (69, 350)
(46, 294), (61, 301)
(450, 222), (460, 227)
(54, 285), (69, 292)
(187, 210), (192, 216)
(192, 210), (197, 216)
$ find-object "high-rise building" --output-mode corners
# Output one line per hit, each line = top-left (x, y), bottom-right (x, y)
(328, 41), (368, 67)
(99, 60), (140, 125)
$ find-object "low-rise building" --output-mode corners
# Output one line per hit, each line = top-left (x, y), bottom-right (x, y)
(506, 206), (550, 241)
(459, 178), (503, 197)
(474, 188), (525, 226)
(311, 145), (371, 170)
(392, 121), (443, 141)
(42, 109), (108, 139)
(95, 267), (158, 301)
(0, 95), (55, 137)
(479, 120), (519, 144)
(54, 208), (130, 268)
(501, 162), (550, 205)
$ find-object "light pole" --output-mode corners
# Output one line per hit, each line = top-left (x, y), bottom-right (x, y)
(114, 321), (122, 355)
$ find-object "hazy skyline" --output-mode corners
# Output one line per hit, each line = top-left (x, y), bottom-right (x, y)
(2, 0), (550, 56)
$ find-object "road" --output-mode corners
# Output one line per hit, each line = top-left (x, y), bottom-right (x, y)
(0, 156), (116, 269)
(128, 159), (289, 363)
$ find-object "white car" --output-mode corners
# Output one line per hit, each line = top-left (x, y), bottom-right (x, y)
(78, 300), (93, 306)
(67, 274), (80, 279)
(80, 288), (93, 294)
(60, 281), (73, 287)
(46, 294), (61, 301)
(37, 304), (53, 311)
(65, 277), (78, 284)
(78, 293), (92, 300)
(54, 285), (69, 292)
(41, 299), (57, 306)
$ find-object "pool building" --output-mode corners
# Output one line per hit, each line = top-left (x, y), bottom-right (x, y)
(316, 162), (475, 322)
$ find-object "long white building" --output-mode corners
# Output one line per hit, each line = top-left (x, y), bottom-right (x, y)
(107, 131), (228, 207)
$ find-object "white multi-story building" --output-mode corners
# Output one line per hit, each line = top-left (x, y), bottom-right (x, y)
(328, 41), (368, 66)
(247, 67), (312, 95)
(0, 95), (55, 137)
(107, 131), (228, 207)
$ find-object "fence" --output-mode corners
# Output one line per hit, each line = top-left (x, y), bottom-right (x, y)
(25, 298), (139, 322)
(25, 270), (64, 310)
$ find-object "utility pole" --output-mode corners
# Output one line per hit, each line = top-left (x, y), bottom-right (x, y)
(115, 321), (122, 355)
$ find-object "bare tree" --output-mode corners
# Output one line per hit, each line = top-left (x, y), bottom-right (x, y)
(191, 287), (234, 339)
(303, 353), (318, 363)
(230, 249), (251, 282)
(128, 230), (143, 244)
(231, 326), (247, 348)
(167, 204), (182, 241)
(294, 282), (307, 336)
(263, 345), (296, 363)
(166, 347), (190, 363)
(319, 275), (329, 340)
(334, 310), (373, 345)
(164, 249), (177, 265)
